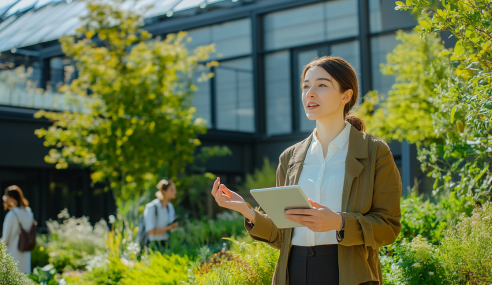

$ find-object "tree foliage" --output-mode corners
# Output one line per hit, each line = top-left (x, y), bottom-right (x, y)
(394, 0), (492, 200)
(355, 30), (452, 146)
(34, 0), (218, 203)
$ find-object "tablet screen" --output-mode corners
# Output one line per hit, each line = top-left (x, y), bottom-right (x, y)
(250, 185), (312, 228)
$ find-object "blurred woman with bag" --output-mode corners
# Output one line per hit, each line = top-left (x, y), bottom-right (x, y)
(1, 185), (36, 274)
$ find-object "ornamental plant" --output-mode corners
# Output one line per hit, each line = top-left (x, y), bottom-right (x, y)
(34, 0), (217, 209)
(438, 202), (492, 283)
(0, 240), (31, 285)
(395, 0), (492, 200)
(387, 236), (448, 285)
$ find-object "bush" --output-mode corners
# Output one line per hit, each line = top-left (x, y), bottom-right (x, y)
(386, 236), (448, 285)
(31, 235), (50, 269)
(439, 202), (492, 284)
(46, 209), (108, 272)
(0, 240), (31, 284)
(63, 257), (129, 285)
(166, 211), (244, 258)
(191, 235), (279, 285)
(399, 191), (474, 244)
(238, 158), (276, 192)
(121, 253), (190, 284)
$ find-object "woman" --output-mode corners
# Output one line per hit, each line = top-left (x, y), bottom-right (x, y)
(144, 179), (178, 249)
(211, 56), (402, 285)
(2, 185), (35, 274)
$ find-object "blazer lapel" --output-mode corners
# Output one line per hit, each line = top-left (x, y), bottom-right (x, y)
(341, 126), (369, 212)
(286, 134), (313, 186)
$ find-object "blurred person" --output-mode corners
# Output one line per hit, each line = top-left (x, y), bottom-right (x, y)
(1, 185), (35, 274)
(144, 179), (178, 250)
(211, 56), (402, 284)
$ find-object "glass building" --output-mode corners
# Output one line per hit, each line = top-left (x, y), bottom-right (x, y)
(0, 0), (422, 230)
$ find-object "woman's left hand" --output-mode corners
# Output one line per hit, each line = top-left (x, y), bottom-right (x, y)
(285, 199), (343, 232)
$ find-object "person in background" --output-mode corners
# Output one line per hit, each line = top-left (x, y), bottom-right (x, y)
(1, 185), (35, 274)
(144, 179), (178, 249)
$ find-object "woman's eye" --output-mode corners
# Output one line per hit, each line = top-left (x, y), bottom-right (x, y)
(319, 83), (327, 87)
(302, 85), (309, 89)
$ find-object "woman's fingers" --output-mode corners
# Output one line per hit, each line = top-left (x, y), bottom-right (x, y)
(211, 177), (220, 196)
(285, 214), (319, 223)
(219, 184), (231, 198)
(308, 199), (328, 209)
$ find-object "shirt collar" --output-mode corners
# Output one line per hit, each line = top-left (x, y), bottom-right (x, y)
(311, 121), (352, 153)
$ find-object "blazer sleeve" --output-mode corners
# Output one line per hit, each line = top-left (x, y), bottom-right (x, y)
(244, 157), (287, 250)
(340, 141), (402, 249)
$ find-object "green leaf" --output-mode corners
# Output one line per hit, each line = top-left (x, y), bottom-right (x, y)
(474, 164), (489, 183)
(450, 105), (458, 123)
(454, 40), (464, 56)
(396, 1), (405, 6)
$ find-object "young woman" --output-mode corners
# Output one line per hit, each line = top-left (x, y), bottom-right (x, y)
(211, 56), (402, 285)
(2, 185), (35, 274)
(144, 179), (178, 249)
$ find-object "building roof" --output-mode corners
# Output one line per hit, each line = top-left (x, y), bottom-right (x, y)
(0, 0), (227, 52)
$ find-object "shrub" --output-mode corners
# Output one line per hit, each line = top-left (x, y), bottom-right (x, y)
(46, 209), (108, 272)
(386, 236), (447, 285)
(238, 158), (276, 192)
(121, 253), (190, 284)
(166, 211), (244, 257)
(31, 235), (50, 269)
(0, 240), (31, 284)
(191, 236), (279, 285)
(63, 257), (129, 285)
(439, 202), (492, 284)
(399, 191), (474, 244)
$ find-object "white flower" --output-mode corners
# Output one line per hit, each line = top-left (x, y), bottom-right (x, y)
(429, 271), (434, 275)
(412, 262), (420, 268)
(108, 215), (116, 223)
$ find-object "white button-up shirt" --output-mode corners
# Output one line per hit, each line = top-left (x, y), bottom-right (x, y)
(292, 122), (351, 246)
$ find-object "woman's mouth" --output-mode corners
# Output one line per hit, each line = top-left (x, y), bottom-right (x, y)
(307, 103), (319, 110)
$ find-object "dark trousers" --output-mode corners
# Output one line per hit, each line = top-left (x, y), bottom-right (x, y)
(287, 245), (378, 285)
(288, 244), (339, 285)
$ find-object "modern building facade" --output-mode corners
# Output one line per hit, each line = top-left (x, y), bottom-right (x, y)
(0, 0), (422, 231)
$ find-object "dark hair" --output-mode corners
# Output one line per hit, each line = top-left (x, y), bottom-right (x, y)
(301, 56), (365, 132)
(157, 179), (174, 192)
(4, 185), (29, 208)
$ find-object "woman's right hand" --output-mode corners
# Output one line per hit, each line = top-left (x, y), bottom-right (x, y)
(211, 177), (256, 222)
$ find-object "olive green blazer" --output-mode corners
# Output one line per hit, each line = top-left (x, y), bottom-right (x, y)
(245, 126), (402, 285)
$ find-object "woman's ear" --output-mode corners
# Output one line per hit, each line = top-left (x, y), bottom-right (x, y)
(342, 89), (353, 104)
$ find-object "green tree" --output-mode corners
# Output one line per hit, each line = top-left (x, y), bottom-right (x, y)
(34, 0), (218, 207)
(396, 0), (492, 200)
(355, 30), (452, 146)
(0, 241), (31, 284)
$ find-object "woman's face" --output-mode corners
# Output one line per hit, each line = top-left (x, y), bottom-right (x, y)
(301, 66), (352, 122)
(162, 183), (177, 200)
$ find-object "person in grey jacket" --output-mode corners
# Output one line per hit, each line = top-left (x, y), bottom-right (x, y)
(2, 185), (35, 274)
(144, 179), (178, 249)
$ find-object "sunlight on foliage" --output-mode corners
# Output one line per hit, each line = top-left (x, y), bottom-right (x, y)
(34, 0), (216, 208)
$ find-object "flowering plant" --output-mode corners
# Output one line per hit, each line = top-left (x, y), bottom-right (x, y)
(389, 236), (447, 285)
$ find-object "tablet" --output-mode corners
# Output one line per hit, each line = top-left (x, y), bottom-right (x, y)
(250, 185), (313, 229)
